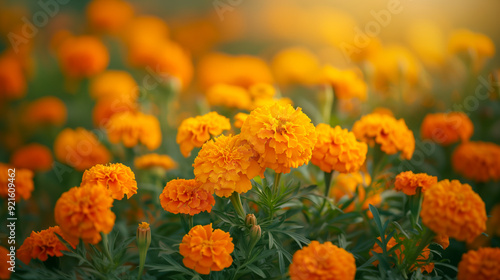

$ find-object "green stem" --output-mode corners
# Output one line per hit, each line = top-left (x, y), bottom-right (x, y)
(322, 85), (335, 124)
(101, 233), (113, 263)
(230, 192), (246, 219)
(273, 172), (282, 194)
(137, 252), (146, 280)
(403, 227), (435, 274)
(188, 215), (194, 229)
(318, 171), (334, 215)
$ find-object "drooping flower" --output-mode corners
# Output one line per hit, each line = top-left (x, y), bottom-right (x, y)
(10, 143), (53, 172)
(271, 47), (320, 86)
(17, 226), (73, 265)
(420, 179), (487, 242)
(312, 124), (367, 173)
(56, 35), (109, 78)
(318, 65), (367, 100)
(452, 141), (500, 182)
(23, 96), (67, 127)
(54, 185), (115, 244)
(89, 70), (138, 101)
(193, 134), (262, 197)
(394, 171), (438, 196)
(240, 103), (317, 174)
(352, 113), (415, 160)
(206, 83), (252, 110)
(420, 112), (473, 146)
(176, 112), (231, 157)
(159, 179), (215, 215)
(86, 0), (134, 34)
(134, 154), (178, 171)
(0, 246), (12, 279)
(54, 128), (111, 171)
(81, 163), (137, 200)
(107, 111), (162, 151)
(457, 247), (500, 280)
(179, 224), (234, 274)
(233, 112), (249, 129)
(289, 241), (356, 280)
(0, 163), (34, 201)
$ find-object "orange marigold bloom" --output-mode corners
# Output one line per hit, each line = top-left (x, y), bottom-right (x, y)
(107, 111), (162, 150)
(159, 179), (215, 215)
(421, 112), (473, 146)
(206, 84), (252, 110)
(92, 97), (137, 127)
(55, 185), (115, 244)
(134, 153), (177, 171)
(193, 135), (262, 197)
(452, 141), (500, 182)
(81, 163), (137, 200)
(17, 226), (73, 265)
(24, 96), (67, 127)
(0, 246), (12, 279)
(233, 112), (249, 129)
(434, 234), (450, 249)
(421, 179), (486, 242)
(54, 128), (111, 171)
(147, 40), (193, 90)
(240, 103), (317, 174)
(179, 224), (234, 275)
(318, 66), (367, 100)
(0, 163), (34, 201)
(10, 143), (53, 172)
(0, 52), (26, 100)
(176, 112), (231, 157)
(394, 171), (438, 196)
(330, 172), (371, 201)
(86, 0), (134, 34)
(312, 124), (367, 173)
(271, 47), (320, 86)
(289, 241), (356, 280)
(352, 113), (415, 160)
(458, 247), (500, 280)
(57, 35), (109, 78)
(89, 70), (138, 101)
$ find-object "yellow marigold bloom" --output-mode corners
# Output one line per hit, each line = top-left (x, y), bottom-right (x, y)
(176, 112), (231, 157)
(289, 241), (356, 280)
(448, 29), (495, 72)
(134, 154), (177, 171)
(251, 96), (293, 111)
(271, 47), (320, 86)
(312, 124), (367, 173)
(92, 97), (137, 127)
(10, 143), (53, 172)
(421, 179), (486, 242)
(0, 163), (34, 201)
(434, 234), (450, 250)
(17, 226), (73, 265)
(54, 128), (111, 171)
(452, 141), (500, 182)
(330, 172), (371, 202)
(159, 179), (215, 215)
(233, 112), (249, 129)
(86, 0), (134, 34)
(458, 247), (500, 280)
(107, 111), (162, 150)
(193, 135), (262, 197)
(352, 113), (415, 160)
(0, 246), (12, 279)
(240, 103), (317, 174)
(23, 96), (67, 127)
(0, 52), (26, 100)
(394, 171), (438, 196)
(179, 224), (234, 275)
(206, 84), (252, 110)
(55, 185), (116, 244)
(81, 163), (137, 200)
(421, 112), (473, 146)
(89, 70), (138, 101)
(57, 35), (109, 78)
(318, 66), (367, 101)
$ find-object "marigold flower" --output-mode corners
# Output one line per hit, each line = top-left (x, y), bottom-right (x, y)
(54, 128), (111, 171)
(233, 112), (249, 129)
(240, 103), (317, 174)
(147, 40), (193, 90)
(434, 234), (450, 249)
(176, 112), (231, 157)
(372, 107), (394, 117)
(23, 96), (67, 127)
(89, 70), (138, 101)
(352, 113), (415, 160)
(107, 111), (162, 150)
(124, 16), (169, 67)
(179, 224), (234, 274)
(289, 241), (356, 280)
(86, 0), (134, 34)
(448, 29), (495, 72)
(0, 246), (12, 279)
(81, 163), (137, 200)
(10, 143), (53, 172)
(394, 171), (438, 196)
(0, 52), (26, 100)
(452, 141), (500, 182)
(56, 35), (109, 78)
(318, 66), (367, 100)
(92, 97), (137, 127)
(251, 96), (294, 111)
(0, 163), (34, 201)
(420, 179), (486, 242)
(17, 226), (73, 265)
(159, 179), (215, 215)
(134, 154), (177, 171)
(194, 134), (263, 197)
(54, 185), (116, 244)
(206, 84), (252, 110)
(458, 247), (500, 280)
(330, 172), (371, 201)
(271, 47), (320, 86)
(421, 112), (473, 146)
(312, 124), (367, 173)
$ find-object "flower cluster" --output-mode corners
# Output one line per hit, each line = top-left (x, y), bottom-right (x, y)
(394, 171), (438, 196)
(159, 179), (215, 215)
(18, 226), (73, 264)
(420, 112), (473, 146)
(107, 111), (162, 151)
(81, 163), (138, 200)
(452, 141), (500, 182)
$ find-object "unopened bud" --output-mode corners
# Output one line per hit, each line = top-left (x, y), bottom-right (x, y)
(245, 214), (257, 227)
(250, 225), (262, 241)
(137, 222), (151, 250)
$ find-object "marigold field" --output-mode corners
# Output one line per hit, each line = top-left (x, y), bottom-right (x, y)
(1, 1), (500, 279)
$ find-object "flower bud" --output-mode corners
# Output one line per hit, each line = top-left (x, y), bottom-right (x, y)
(137, 222), (151, 250)
(245, 214), (257, 227)
(248, 225), (262, 254)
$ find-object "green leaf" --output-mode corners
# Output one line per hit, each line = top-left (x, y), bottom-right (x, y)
(246, 264), (266, 278)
